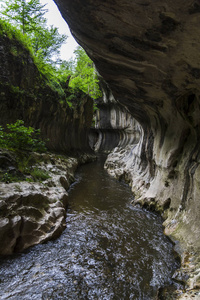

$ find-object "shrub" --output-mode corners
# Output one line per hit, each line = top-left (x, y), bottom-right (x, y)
(30, 168), (50, 181)
(0, 120), (46, 152)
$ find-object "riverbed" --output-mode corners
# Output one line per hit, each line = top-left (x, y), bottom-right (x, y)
(0, 155), (179, 299)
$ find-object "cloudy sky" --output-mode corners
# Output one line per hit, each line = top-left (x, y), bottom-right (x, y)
(40, 0), (79, 61)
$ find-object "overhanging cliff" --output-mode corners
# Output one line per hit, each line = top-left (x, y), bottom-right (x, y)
(54, 0), (200, 295)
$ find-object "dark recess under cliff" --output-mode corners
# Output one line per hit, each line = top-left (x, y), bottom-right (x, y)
(53, 0), (200, 296)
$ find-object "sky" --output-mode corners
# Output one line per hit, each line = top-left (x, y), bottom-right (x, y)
(40, 0), (79, 61)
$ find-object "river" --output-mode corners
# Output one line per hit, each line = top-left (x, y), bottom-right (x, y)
(0, 155), (179, 299)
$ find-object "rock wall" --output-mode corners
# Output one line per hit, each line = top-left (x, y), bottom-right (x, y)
(89, 102), (141, 152)
(0, 151), (95, 255)
(0, 32), (93, 153)
(89, 80), (141, 152)
(0, 152), (75, 255)
(0, 25), (95, 254)
(54, 0), (200, 296)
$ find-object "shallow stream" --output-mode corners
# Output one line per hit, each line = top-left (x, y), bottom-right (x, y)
(0, 155), (178, 299)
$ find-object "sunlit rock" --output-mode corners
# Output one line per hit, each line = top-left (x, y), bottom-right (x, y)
(0, 153), (77, 255)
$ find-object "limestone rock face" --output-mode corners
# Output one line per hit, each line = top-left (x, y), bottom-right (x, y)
(0, 149), (96, 255)
(90, 101), (141, 151)
(54, 0), (200, 295)
(0, 33), (93, 152)
(0, 153), (78, 255)
(89, 80), (141, 151)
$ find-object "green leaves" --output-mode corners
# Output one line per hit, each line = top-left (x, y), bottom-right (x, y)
(0, 2), (102, 105)
(31, 25), (67, 64)
(0, 0), (67, 64)
(0, 0), (47, 34)
(70, 46), (102, 99)
(57, 46), (102, 100)
(0, 120), (47, 152)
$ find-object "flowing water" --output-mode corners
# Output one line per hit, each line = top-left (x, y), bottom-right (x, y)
(0, 155), (178, 299)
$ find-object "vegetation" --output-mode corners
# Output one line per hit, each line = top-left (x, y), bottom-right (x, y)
(0, 1), (102, 100)
(1, 172), (19, 183)
(57, 46), (102, 99)
(0, 120), (46, 152)
(1, 166), (51, 183)
(30, 167), (50, 181)
(0, 147), (51, 183)
(0, 1), (101, 184)
(0, 0), (67, 64)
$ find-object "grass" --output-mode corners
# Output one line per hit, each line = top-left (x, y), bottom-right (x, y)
(0, 18), (65, 97)
(30, 168), (51, 182)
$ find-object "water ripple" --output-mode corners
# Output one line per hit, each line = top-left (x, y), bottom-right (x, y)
(0, 155), (179, 299)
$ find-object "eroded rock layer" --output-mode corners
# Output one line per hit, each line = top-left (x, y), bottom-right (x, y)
(0, 152), (76, 255)
(89, 79), (141, 152)
(89, 102), (141, 152)
(0, 32), (93, 152)
(0, 26), (96, 254)
(55, 0), (200, 296)
(0, 151), (95, 255)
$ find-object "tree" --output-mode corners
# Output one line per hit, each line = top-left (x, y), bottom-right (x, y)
(0, 0), (47, 34)
(0, 120), (46, 152)
(68, 46), (102, 99)
(30, 25), (67, 64)
(0, 0), (67, 64)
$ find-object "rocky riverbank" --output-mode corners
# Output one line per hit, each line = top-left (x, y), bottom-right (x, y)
(105, 146), (200, 299)
(0, 150), (96, 255)
(54, 1), (200, 298)
(0, 21), (96, 256)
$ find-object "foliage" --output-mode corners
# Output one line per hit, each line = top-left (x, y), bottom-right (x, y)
(17, 155), (34, 174)
(0, 156), (51, 183)
(31, 25), (66, 64)
(0, 9), (102, 107)
(0, 18), (34, 53)
(0, 120), (46, 152)
(57, 46), (102, 100)
(0, 0), (67, 64)
(2, 172), (15, 183)
(0, 19), (66, 97)
(0, 0), (47, 34)
(30, 167), (50, 181)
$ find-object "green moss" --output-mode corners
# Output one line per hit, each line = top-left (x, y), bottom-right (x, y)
(0, 172), (20, 183)
(10, 85), (24, 95)
(10, 45), (19, 56)
(0, 18), (95, 119)
(30, 168), (51, 182)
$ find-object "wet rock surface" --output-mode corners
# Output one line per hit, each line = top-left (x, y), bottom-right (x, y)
(0, 151), (95, 255)
(54, 0), (200, 297)
(89, 102), (141, 152)
(0, 155), (180, 299)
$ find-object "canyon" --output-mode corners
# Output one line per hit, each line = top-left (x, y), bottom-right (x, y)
(1, 0), (200, 297)
(0, 28), (95, 255)
(53, 0), (200, 297)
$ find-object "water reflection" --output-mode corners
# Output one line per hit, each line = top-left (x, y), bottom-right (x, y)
(0, 155), (178, 299)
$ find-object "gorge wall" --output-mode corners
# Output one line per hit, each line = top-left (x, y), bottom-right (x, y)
(89, 81), (141, 151)
(0, 26), (95, 255)
(54, 0), (200, 296)
(0, 31), (93, 153)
